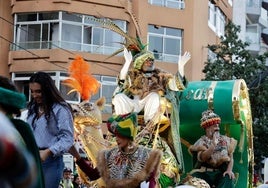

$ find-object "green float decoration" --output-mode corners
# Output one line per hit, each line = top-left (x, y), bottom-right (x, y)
(179, 79), (253, 188)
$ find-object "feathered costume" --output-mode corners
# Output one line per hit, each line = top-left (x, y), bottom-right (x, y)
(63, 55), (100, 101)
(63, 56), (103, 187)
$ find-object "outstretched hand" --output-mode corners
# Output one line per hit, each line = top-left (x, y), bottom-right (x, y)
(178, 51), (191, 77)
(76, 157), (100, 180)
(120, 47), (133, 80)
(123, 47), (133, 65)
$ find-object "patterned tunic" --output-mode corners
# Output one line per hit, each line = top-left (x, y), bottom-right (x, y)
(104, 146), (151, 179)
(97, 146), (162, 188)
(190, 135), (237, 168)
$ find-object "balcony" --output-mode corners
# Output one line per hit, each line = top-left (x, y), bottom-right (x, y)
(262, 28), (268, 45)
(263, 0), (268, 10)
(148, 0), (185, 9)
(246, 0), (262, 23)
(259, 7), (268, 27)
(246, 24), (261, 55)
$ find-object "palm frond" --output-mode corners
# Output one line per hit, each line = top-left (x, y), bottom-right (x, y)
(119, 0), (142, 39)
(92, 17), (137, 45)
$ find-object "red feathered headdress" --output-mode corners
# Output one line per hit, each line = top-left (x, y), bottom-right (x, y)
(63, 55), (100, 101)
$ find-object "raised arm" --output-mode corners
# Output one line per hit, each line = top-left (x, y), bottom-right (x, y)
(167, 51), (191, 91)
(119, 48), (133, 80)
(178, 51), (191, 77)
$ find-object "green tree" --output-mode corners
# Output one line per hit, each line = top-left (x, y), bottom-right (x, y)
(203, 21), (268, 175)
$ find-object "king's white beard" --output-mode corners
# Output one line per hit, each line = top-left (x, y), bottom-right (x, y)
(63, 179), (72, 188)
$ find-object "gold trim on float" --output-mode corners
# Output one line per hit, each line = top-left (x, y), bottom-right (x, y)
(232, 79), (254, 184)
(207, 81), (217, 110)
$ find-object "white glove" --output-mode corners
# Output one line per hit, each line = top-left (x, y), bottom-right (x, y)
(140, 181), (149, 188)
(178, 51), (191, 77)
(119, 47), (133, 80)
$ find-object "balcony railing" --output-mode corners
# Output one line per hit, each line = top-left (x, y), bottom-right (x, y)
(148, 0), (185, 9)
(11, 41), (120, 56)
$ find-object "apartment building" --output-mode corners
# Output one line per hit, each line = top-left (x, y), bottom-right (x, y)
(233, 0), (268, 58)
(0, 0), (233, 118)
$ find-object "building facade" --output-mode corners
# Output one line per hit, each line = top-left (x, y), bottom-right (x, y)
(233, 0), (268, 59)
(0, 0), (233, 119)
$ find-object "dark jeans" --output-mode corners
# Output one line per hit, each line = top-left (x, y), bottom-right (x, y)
(42, 155), (64, 188)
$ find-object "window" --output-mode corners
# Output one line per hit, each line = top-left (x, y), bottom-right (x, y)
(207, 49), (217, 62)
(14, 12), (126, 56)
(246, 24), (260, 45)
(246, 0), (258, 8)
(91, 75), (117, 113)
(216, 9), (225, 37)
(148, 0), (185, 9)
(61, 23), (82, 50)
(208, 2), (216, 31)
(148, 25), (182, 63)
(208, 1), (226, 37)
(91, 20), (125, 54)
(15, 13), (60, 50)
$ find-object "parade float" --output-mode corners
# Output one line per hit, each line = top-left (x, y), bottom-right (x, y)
(64, 5), (254, 186)
(64, 55), (253, 187)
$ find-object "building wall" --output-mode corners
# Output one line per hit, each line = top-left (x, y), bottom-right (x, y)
(0, 0), (233, 81)
(0, 0), (13, 77)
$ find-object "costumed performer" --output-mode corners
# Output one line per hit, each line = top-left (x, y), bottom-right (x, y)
(76, 112), (162, 188)
(112, 46), (190, 186)
(189, 110), (237, 188)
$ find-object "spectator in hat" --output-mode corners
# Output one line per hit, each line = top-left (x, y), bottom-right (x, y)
(72, 174), (87, 188)
(75, 112), (162, 188)
(59, 167), (74, 188)
(189, 110), (237, 188)
(0, 75), (45, 188)
(0, 112), (37, 188)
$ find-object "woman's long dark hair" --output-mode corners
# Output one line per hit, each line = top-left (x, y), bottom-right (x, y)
(27, 72), (72, 121)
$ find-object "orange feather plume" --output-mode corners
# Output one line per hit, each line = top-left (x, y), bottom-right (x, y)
(63, 55), (100, 101)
